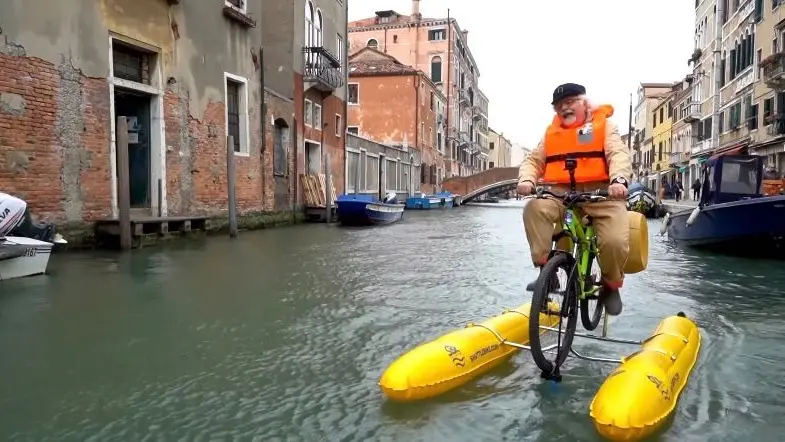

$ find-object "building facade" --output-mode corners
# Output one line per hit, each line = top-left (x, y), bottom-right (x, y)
(684, 0), (785, 185)
(347, 1), (489, 177)
(650, 89), (677, 178)
(632, 83), (674, 182)
(0, 0), (348, 231)
(487, 129), (512, 168)
(670, 76), (695, 191)
(346, 47), (445, 194)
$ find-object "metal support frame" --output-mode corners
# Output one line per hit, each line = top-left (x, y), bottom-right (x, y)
(471, 309), (644, 367)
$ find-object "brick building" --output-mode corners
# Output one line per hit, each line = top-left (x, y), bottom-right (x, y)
(348, 0), (489, 178)
(346, 47), (445, 194)
(0, 0), (347, 233)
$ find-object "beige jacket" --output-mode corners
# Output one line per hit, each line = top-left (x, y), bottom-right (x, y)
(518, 112), (632, 192)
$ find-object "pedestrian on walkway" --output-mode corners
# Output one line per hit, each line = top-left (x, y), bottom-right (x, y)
(675, 180), (684, 202)
(691, 178), (701, 201)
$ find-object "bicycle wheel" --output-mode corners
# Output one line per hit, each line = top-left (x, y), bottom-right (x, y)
(528, 252), (579, 377)
(579, 253), (605, 331)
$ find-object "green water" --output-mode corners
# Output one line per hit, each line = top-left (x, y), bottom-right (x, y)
(0, 204), (783, 441)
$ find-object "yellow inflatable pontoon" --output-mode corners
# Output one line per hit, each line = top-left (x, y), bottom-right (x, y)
(590, 313), (701, 441)
(379, 302), (559, 401)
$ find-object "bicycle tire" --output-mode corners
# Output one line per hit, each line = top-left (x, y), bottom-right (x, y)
(528, 252), (579, 376)
(579, 253), (605, 331)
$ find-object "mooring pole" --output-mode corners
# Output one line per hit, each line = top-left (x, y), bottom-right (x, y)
(324, 152), (333, 223)
(116, 116), (132, 250)
(227, 135), (238, 237)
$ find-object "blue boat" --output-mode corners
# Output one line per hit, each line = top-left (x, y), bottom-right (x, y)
(665, 154), (785, 256)
(405, 191), (456, 209)
(336, 193), (405, 226)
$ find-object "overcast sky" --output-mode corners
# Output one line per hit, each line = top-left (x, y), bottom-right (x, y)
(349, 0), (696, 149)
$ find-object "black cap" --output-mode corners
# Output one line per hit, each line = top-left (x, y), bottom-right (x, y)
(552, 83), (586, 105)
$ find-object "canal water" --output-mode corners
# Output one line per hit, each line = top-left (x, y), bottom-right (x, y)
(1, 203), (784, 441)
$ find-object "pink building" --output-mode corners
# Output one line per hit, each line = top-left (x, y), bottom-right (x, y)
(348, 0), (489, 177)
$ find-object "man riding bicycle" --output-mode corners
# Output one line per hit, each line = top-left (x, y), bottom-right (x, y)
(517, 83), (631, 316)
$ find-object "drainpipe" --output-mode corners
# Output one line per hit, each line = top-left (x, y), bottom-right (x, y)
(260, 47), (267, 211)
(344, 0), (349, 193)
(711, 0), (723, 152)
(446, 9), (451, 172)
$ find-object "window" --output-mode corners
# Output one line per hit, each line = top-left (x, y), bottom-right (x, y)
(224, 73), (249, 155)
(430, 56), (442, 83)
(112, 41), (151, 84)
(348, 83), (358, 104)
(659, 107), (664, 121)
(314, 104), (322, 130)
(764, 97), (773, 124)
(367, 39), (378, 49)
(748, 102), (759, 130)
(347, 126), (359, 135)
(304, 99), (313, 126)
(305, 1), (314, 46)
(273, 119), (289, 176)
(489, 161), (495, 168)
(315, 9), (323, 47)
(335, 114), (342, 137)
(336, 34), (344, 72)
(428, 29), (446, 40)
(489, 141), (495, 150)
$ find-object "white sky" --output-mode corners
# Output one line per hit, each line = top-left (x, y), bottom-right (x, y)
(349, 0), (696, 149)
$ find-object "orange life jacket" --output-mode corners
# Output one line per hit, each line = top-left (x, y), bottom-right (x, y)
(542, 105), (613, 185)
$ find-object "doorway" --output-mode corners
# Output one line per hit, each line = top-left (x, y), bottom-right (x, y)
(305, 141), (321, 174)
(114, 88), (152, 209)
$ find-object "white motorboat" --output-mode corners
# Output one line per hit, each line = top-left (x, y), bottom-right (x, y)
(0, 236), (63, 280)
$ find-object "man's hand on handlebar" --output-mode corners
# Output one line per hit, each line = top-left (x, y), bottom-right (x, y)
(516, 181), (535, 196)
(607, 183), (628, 199)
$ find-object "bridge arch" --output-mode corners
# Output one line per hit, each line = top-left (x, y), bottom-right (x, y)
(441, 167), (519, 205)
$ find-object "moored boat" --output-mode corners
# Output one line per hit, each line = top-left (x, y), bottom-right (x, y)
(336, 193), (405, 226)
(365, 202), (405, 225)
(0, 236), (60, 280)
(590, 313), (701, 441)
(405, 191), (456, 209)
(665, 154), (785, 255)
(626, 182), (664, 218)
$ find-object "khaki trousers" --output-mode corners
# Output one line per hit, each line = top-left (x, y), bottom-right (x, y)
(522, 198), (629, 288)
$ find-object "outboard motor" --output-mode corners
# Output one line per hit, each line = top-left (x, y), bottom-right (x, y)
(382, 191), (398, 204)
(0, 192), (57, 242)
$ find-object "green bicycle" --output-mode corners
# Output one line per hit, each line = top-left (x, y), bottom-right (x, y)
(527, 158), (608, 381)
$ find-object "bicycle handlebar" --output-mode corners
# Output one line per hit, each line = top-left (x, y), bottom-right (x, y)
(535, 187), (610, 203)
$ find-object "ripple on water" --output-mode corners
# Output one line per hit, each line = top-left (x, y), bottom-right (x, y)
(1, 210), (785, 441)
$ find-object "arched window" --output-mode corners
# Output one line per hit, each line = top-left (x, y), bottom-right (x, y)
(273, 118), (290, 176)
(430, 56), (442, 82)
(367, 39), (378, 49)
(305, 1), (314, 47)
(315, 9), (323, 47)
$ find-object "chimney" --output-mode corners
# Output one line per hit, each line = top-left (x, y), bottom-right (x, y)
(411, 0), (421, 21)
(462, 30), (468, 42)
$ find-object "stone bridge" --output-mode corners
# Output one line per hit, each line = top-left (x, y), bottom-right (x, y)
(441, 167), (518, 204)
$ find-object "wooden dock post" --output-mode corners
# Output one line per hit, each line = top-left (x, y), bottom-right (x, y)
(116, 116), (132, 250)
(324, 152), (333, 223)
(227, 135), (238, 237)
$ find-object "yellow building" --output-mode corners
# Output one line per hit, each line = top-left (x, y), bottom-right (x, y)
(649, 91), (676, 185)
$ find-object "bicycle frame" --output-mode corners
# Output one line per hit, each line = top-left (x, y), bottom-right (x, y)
(558, 207), (600, 300)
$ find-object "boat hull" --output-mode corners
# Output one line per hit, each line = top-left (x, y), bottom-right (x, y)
(379, 303), (559, 401)
(0, 236), (54, 280)
(365, 203), (404, 225)
(590, 314), (701, 441)
(405, 194), (455, 209)
(666, 195), (785, 253)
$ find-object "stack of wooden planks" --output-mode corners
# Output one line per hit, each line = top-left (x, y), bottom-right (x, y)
(300, 174), (337, 207)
